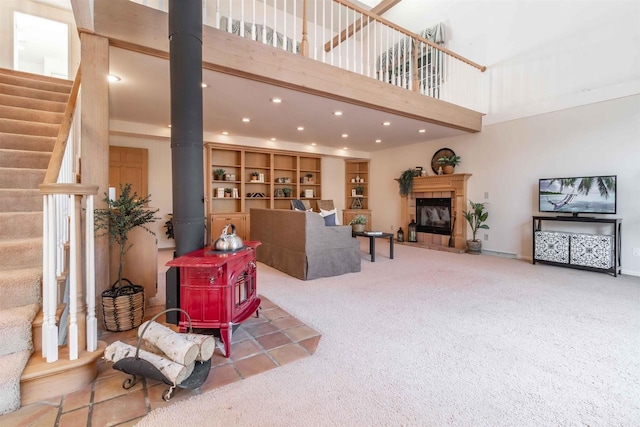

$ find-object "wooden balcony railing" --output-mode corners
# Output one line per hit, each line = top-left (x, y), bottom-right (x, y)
(131, 0), (486, 112)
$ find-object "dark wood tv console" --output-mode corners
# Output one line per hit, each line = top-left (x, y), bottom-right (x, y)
(532, 216), (621, 277)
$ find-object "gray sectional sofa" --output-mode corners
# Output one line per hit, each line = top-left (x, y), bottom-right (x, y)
(249, 208), (361, 280)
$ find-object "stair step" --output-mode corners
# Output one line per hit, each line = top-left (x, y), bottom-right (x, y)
(0, 266), (41, 310)
(0, 304), (39, 357)
(0, 93), (66, 114)
(0, 350), (31, 415)
(0, 212), (42, 239)
(0, 105), (64, 125)
(21, 341), (106, 406)
(0, 149), (50, 169)
(0, 168), (46, 189)
(0, 72), (73, 94)
(0, 68), (73, 87)
(0, 238), (42, 270)
(0, 189), (41, 212)
(0, 83), (69, 104)
(0, 133), (56, 152)
(0, 118), (59, 138)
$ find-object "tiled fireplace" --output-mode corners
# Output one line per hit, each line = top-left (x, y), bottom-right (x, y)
(401, 174), (472, 251)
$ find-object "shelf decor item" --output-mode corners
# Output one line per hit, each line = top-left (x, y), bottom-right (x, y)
(95, 183), (160, 331)
(349, 214), (367, 233)
(437, 154), (461, 174)
(398, 168), (416, 196)
(214, 168), (226, 180)
(408, 219), (417, 242)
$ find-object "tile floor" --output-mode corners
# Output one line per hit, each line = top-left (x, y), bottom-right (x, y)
(1, 296), (321, 427)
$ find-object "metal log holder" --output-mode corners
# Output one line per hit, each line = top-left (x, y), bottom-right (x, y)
(112, 308), (211, 401)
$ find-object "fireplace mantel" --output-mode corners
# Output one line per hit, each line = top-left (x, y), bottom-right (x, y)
(401, 173), (472, 250)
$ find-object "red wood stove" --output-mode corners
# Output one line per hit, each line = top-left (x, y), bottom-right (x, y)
(166, 242), (261, 357)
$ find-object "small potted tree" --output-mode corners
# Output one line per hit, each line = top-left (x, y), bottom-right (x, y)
(437, 155), (462, 174)
(462, 200), (489, 255)
(94, 183), (160, 331)
(305, 173), (314, 183)
(250, 171), (260, 182)
(282, 187), (293, 198)
(349, 215), (367, 233)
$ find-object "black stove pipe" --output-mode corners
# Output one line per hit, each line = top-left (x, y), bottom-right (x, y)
(166, 0), (204, 323)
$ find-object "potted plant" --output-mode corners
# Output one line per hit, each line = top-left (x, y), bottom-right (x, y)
(349, 214), (367, 233)
(398, 168), (416, 196)
(355, 186), (364, 196)
(164, 213), (174, 239)
(437, 155), (462, 174)
(214, 168), (226, 180)
(224, 188), (232, 197)
(94, 183), (160, 331)
(251, 171), (259, 181)
(305, 173), (313, 183)
(282, 187), (292, 197)
(462, 200), (489, 255)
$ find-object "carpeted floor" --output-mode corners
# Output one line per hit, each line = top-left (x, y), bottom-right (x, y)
(137, 245), (640, 426)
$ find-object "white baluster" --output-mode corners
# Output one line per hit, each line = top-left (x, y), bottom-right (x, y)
(86, 194), (97, 352)
(41, 195), (49, 358)
(227, 0), (232, 32)
(68, 194), (78, 360)
(330, 0), (333, 66)
(293, 0), (296, 52)
(338, 3), (341, 69)
(215, 0), (220, 29)
(46, 194), (58, 363)
(273, 0), (277, 47)
(252, 0), (256, 41)
(240, 0), (244, 37)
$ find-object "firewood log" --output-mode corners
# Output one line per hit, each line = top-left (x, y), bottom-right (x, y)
(104, 341), (189, 385)
(137, 321), (199, 366)
(183, 333), (215, 361)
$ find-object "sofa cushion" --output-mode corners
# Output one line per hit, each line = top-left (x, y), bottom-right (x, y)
(319, 208), (340, 225)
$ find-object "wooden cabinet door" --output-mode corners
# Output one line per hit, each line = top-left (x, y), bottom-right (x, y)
(109, 146), (148, 199)
(211, 214), (247, 244)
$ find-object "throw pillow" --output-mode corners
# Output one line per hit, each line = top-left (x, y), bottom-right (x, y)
(319, 208), (340, 225)
(322, 212), (337, 226)
(291, 200), (307, 211)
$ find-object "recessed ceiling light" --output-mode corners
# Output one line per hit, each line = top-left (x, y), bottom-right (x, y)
(297, 126), (304, 131)
(311, 143), (316, 146)
(375, 139), (382, 143)
(221, 131), (229, 135)
(418, 129), (426, 133)
(270, 137), (277, 141)
(242, 118), (250, 122)
(201, 82), (208, 88)
(333, 111), (343, 116)
(167, 124), (172, 128)
(382, 121), (391, 126)
(342, 134), (348, 138)
(107, 74), (121, 82)
(343, 147), (348, 150)
(271, 97), (282, 103)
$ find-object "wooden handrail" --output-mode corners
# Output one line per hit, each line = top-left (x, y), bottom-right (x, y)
(43, 66), (82, 184)
(326, 0), (486, 72)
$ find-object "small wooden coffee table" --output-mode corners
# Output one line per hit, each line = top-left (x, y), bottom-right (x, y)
(353, 231), (394, 262)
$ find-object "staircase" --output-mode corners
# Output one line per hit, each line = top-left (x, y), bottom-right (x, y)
(0, 68), (104, 415)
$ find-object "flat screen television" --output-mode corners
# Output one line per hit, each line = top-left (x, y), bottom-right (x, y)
(539, 175), (616, 216)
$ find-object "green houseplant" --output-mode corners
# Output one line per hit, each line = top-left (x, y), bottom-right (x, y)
(398, 168), (416, 196)
(437, 155), (462, 174)
(214, 168), (226, 180)
(462, 200), (489, 254)
(349, 214), (367, 232)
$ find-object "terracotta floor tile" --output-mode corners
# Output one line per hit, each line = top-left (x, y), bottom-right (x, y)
(112, 415), (146, 426)
(199, 364), (242, 393)
(228, 339), (262, 361)
(91, 390), (147, 426)
(241, 314), (269, 326)
(58, 406), (89, 427)
(259, 297), (277, 310)
(260, 307), (290, 321)
(234, 353), (278, 378)
(97, 359), (122, 380)
(0, 402), (59, 426)
(270, 315), (304, 330)
(268, 343), (310, 365)
(93, 371), (143, 403)
(243, 321), (279, 338)
(255, 331), (293, 350)
(230, 327), (251, 343)
(61, 383), (92, 413)
(209, 350), (231, 367)
(299, 335), (322, 354)
(284, 325), (320, 342)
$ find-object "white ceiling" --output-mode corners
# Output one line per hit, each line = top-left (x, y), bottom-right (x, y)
(108, 47), (467, 152)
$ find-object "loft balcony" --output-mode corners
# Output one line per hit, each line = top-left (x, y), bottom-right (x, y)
(88, 0), (485, 149)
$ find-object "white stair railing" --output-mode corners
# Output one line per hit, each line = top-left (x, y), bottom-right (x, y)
(130, 0), (486, 112)
(40, 69), (99, 362)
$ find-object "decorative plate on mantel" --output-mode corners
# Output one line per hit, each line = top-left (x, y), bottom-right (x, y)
(431, 148), (456, 174)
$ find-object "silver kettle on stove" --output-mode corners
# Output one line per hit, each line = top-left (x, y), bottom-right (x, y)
(214, 224), (244, 251)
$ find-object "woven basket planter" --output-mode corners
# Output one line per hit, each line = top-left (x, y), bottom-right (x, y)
(102, 278), (145, 332)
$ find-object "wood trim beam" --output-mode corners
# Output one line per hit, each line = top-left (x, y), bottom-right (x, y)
(324, 0), (401, 52)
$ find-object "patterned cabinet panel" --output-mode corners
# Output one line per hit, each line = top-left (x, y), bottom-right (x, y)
(570, 233), (613, 269)
(534, 231), (570, 263)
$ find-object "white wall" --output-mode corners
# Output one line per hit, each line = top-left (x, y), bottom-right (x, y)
(371, 94), (640, 275)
